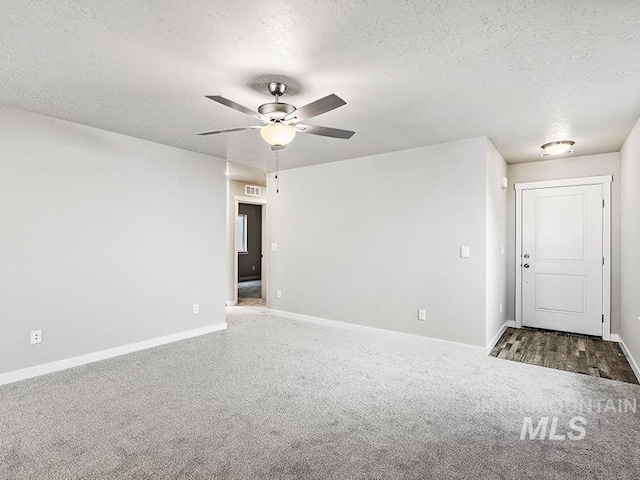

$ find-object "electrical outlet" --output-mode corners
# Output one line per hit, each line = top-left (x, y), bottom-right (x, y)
(193, 304), (200, 314)
(460, 246), (470, 258)
(276, 290), (282, 299)
(30, 330), (42, 344)
(271, 243), (278, 252)
(418, 309), (426, 321)
(252, 265), (256, 271)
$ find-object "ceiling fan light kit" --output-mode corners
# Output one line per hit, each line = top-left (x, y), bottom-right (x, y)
(260, 122), (296, 147)
(540, 140), (575, 157)
(198, 82), (355, 149)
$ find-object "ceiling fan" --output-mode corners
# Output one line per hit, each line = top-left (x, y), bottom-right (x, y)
(197, 82), (355, 149)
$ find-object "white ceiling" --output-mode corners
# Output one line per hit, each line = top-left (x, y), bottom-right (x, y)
(2, 1), (640, 181)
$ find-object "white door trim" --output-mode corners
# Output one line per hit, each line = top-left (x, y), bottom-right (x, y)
(514, 175), (613, 191)
(234, 195), (267, 305)
(514, 175), (612, 340)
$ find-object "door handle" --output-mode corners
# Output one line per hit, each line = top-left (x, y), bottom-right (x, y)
(523, 263), (530, 268)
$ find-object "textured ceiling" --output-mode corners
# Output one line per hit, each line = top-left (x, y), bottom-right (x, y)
(2, 1), (640, 180)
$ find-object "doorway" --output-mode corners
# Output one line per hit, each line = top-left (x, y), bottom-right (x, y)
(237, 203), (263, 304)
(233, 195), (267, 307)
(515, 176), (612, 339)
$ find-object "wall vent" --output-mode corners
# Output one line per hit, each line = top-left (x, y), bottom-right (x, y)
(245, 185), (261, 197)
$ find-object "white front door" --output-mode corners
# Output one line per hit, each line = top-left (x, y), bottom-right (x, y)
(521, 184), (603, 336)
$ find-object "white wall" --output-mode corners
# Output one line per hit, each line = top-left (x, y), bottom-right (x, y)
(620, 117), (640, 366)
(225, 180), (267, 304)
(506, 153), (621, 333)
(0, 106), (227, 375)
(485, 140), (508, 345)
(267, 138), (491, 347)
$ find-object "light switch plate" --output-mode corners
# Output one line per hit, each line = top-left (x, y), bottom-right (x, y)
(271, 243), (278, 252)
(460, 246), (470, 258)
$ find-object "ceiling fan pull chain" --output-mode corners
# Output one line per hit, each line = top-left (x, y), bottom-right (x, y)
(275, 149), (280, 193)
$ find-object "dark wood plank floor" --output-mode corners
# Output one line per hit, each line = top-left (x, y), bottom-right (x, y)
(490, 327), (639, 385)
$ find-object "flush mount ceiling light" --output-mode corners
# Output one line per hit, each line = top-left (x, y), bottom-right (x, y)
(540, 140), (575, 157)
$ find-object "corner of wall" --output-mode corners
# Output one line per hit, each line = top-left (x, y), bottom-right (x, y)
(485, 139), (508, 347)
(619, 115), (640, 369)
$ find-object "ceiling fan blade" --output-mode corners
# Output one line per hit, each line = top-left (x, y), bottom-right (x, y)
(197, 126), (261, 136)
(284, 94), (346, 123)
(296, 124), (355, 139)
(205, 96), (268, 123)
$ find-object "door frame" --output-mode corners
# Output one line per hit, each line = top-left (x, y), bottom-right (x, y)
(514, 175), (612, 339)
(233, 195), (267, 305)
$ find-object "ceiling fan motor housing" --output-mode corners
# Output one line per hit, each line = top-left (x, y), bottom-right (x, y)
(258, 102), (296, 121)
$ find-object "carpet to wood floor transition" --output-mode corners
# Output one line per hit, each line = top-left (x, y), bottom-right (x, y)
(490, 327), (639, 385)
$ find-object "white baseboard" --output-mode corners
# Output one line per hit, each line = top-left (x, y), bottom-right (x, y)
(609, 333), (621, 342)
(486, 321), (510, 353)
(617, 336), (640, 382)
(506, 320), (516, 328)
(266, 309), (488, 356)
(225, 300), (238, 306)
(0, 323), (227, 387)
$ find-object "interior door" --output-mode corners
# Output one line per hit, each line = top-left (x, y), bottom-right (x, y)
(521, 184), (603, 336)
